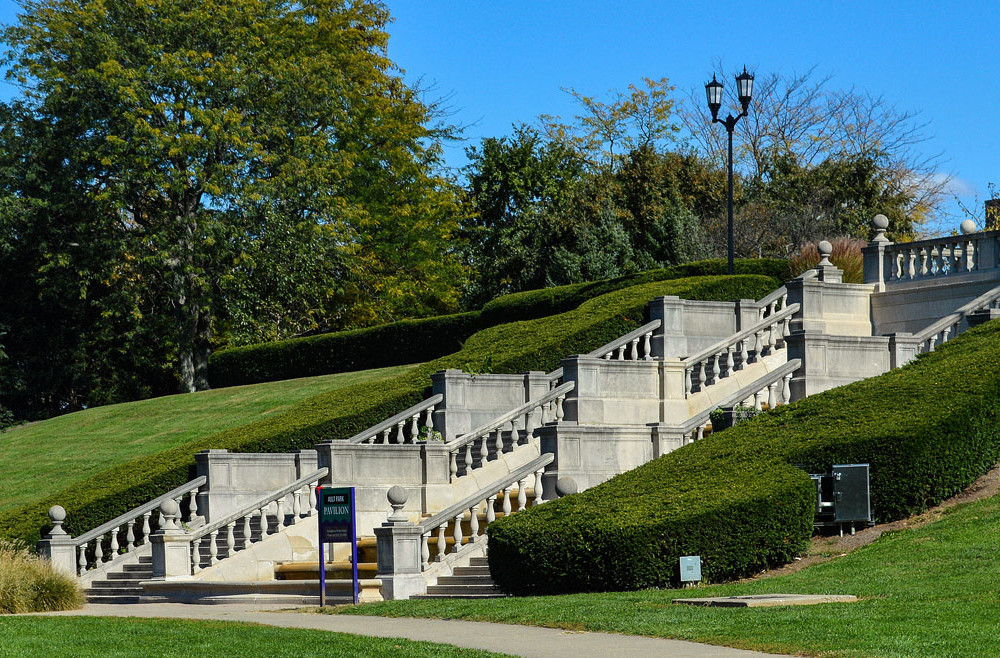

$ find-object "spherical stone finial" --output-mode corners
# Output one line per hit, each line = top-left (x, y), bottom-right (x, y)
(387, 485), (408, 507)
(47, 505), (67, 536)
(160, 498), (179, 517)
(817, 240), (833, 267)
(873, 214), (889, 230)
(961, 219), (977, 235)
(554, 477), (578, 498)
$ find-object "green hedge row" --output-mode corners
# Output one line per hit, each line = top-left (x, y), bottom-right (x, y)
(1, 275), (780, 546)
(209, 258), (792, 388)
(488, 318), (1000, 594)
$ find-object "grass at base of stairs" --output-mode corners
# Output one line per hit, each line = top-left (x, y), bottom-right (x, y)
(334, 492), (1000, 658)
(0, 364), (416, 513)
(0, 617), (511, 658)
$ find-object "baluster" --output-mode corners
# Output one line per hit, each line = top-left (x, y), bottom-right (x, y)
(242, 513), (252, 549)
(209, 530), (219, 565)
(419, 532), (430, 571)
(469, 503), (480, 542)
(954, 242), (965, 273)
(709, 353), (720, 385)
(684, 367), (692, 396)
(507, 420), (518, 450)
(293, 488), (303, 520)
(782, 373), (793, 405)
(78, 545), (87, 575)
(124, 519), (136, 553)
(782, 316), (791, 341)
(967, 239), (977, 271)
(192, 540), (202, 574)
(452, 513), (463, 554)
(449, 450), (458, 481)
(436, 523), (447, 561)
(487, 494), (497, 527)
(754, 388), (765, 410)
(502, 486), (512, 516)
(919, 247), (929, 276)
(258, 507), (270, 538)
(555, 394), (565, 421)
(629, 338), (639, 360)
(642, 332), (653, 360)
(423, 406), (435, 438)
(781, 292), (788, 309)
(767, 381), (778, 410)
(942, 326), (952, 343)
(697, 360), (706, 390)
(723, 346), (734, 378)
(696, 424), (704, 441)
(523, 409), (536, 445)
(615, 345), (625, 360)
(767, 322), (777, 354)
(94, 535), (104, 564)
(908, 247), (918, 279)
(276, 497), (286, 529)
(108, 526), (120, 559)
(926, 335), (937, 353)
(479, 432), (489, 465)
(394, 421), (405, 444)
(754, 330), (765, 360)
(380, 428), (390, 444)
(738, 339), (749, 370)
(364, 435), (374, 445)
(309, 486), (318, 516)
(534, 468), (546, 504)
(409, 414), (419, 443)
(140, 511), (151, 545)
(517, 478), (528, 512)
(933, 247), (943, 276)
(603, 351), (612, 360)
(464, 442), (473, 474)
(226, 522), (235, 557)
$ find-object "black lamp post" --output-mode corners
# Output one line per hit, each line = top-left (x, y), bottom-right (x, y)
(705, 66), (754, 274)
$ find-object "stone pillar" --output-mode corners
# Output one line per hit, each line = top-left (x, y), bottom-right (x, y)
(888, 332), (921, 369)
(374, 487), (427, 600)
(863, 214), (893, 292)
(36, 506), (78, 577)
(648, 295), (686, 358)
(150, 500), (192, 579)
(431, 369), (466, 441)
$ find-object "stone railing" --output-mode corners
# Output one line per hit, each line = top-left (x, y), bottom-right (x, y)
(150, 468), (327, 578)
(757, 286), (790, 320)
(374, 453), (553, 599)
(38, 477), (206, 578)
(913, 284), (1000, 354)
(886, 234), (994, 282)
(348, 395), (443, 445)
(446, 382), (572, 482)
(674, 358), (800, 445)
(680, 303), (798, 397)
(590, 320), (661, 361)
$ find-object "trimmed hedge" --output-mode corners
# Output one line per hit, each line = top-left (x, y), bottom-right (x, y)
(487, 318), (1000, 595)
(1, 275), (779, 547)
(209, 258), (793, 388)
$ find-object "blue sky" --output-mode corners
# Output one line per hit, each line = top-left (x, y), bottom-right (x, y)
(0, 1), (994, 234)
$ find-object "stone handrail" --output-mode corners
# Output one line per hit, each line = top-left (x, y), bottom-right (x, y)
(445, 382), (572, 481)
(884, 231), (1000, 282)
(677, 358), (801, 444)
(66, 476), (206, 576)
(181, 468), (327, 574)
(757, 285), (789, 319)
(912, 284), (1000, 353)
(348, 394), (443, 444)
(680, 303), (799, 398)
(416, 453), (554, 570)
(588, 320), (661, 361)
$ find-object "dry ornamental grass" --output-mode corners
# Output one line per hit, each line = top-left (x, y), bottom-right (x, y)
(0, 539), (83, 613)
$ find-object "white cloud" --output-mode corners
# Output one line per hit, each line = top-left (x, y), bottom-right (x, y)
(931, 172), (977, 197)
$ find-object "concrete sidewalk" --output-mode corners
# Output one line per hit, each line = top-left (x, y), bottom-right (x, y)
(36, 603), (794, 658)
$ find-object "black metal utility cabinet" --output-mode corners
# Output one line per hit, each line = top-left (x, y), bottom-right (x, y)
(810, 463), (872, 534)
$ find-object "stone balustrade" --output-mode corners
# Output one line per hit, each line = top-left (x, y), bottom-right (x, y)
(757, 287), (790, 321)
(590, 320), (661, 361)
(374, 454), (554, 599)
(38, 477), (206, 578)
(150, 468), (327, 578)
(913, 285), (1000, 354)
(681, 304), (798, 398)
(446, 382), (571, 482)
(349, 395), (443, 444)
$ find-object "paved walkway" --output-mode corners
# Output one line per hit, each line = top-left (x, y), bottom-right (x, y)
(37, 603), (794, 658)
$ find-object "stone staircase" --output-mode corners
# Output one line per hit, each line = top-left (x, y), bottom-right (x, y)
(417, 557), (504, 598)
(84, 554), (152, 604)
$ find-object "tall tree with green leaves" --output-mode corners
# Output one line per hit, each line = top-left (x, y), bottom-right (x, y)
(1, 0), (465, 394)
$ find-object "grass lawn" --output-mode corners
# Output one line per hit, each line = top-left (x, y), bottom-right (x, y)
(0, 616), (510, 657)
(340, 492), (1000, 658)
(0, 364), (416, 513)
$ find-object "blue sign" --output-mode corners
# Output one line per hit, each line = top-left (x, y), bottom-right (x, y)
(316, 486), (358, 605)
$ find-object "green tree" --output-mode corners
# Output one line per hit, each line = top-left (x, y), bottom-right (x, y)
(2, 0), (465, 393)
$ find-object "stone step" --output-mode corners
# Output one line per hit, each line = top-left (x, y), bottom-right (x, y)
(434, 575), (494, 586)
(424, 584), (503, 596)
(416, 592), (506, 599)
(452, 566), (490, 577)
(106, 571), (148, 581)
(84, 594), (143, 604)
(122, 564), (154, 574)
(89, 580), (144, 590)
(468, 557), (489, 567)
(85, 586), (144, 596)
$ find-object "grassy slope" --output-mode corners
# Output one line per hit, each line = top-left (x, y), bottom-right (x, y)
(344, 491), (1000, 658)
(0, 365), (416, 513)
(0, 617), (510, 658)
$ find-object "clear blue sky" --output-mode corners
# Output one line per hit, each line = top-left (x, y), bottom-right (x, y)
(0, 1), (994, 234)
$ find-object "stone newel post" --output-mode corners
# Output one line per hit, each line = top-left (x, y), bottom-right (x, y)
(862, 214), (893, 291)
(37, 505), (78, 576)
(374, 486), (426, 600)
(150, 499), (192, 579)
